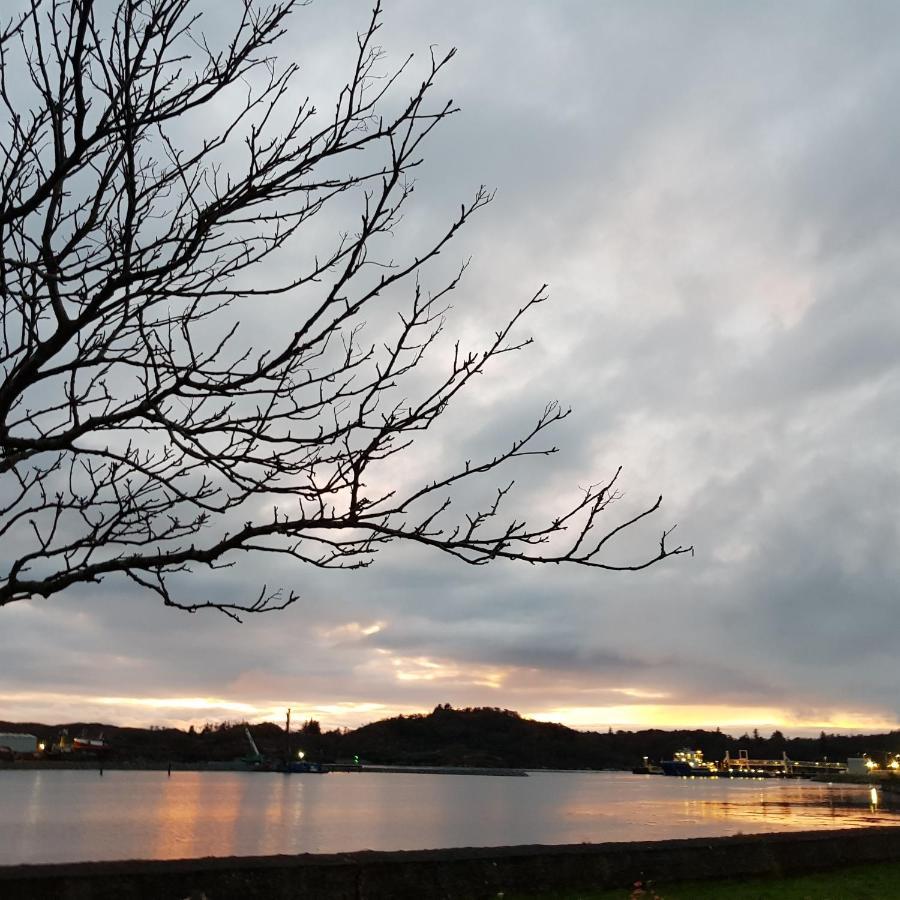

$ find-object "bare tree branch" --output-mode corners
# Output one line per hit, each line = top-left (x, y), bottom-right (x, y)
(0, 0), (691, 620)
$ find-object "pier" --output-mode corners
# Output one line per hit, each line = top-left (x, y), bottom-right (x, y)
(721, 749), (846, 777)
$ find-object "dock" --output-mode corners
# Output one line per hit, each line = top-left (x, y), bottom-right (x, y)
(720, 750), (846, 777)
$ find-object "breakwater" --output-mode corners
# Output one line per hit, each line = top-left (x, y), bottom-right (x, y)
(335, 764), (528, 776)
(2, 826), (900, 899)
(3, 760), (528, 776)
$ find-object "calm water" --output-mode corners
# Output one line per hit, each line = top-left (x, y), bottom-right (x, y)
(2, 770), (898, 865)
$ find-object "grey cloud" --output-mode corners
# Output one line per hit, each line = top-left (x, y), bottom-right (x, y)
(3, 0), (899, 735)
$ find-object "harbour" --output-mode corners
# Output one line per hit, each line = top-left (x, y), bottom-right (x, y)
(649, 747), (882, 779)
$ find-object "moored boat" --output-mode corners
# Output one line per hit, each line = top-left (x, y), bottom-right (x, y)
(632, 755), (663, 774)
(72, 736), (109, 752)
(286, 760), (327, 774)
(660, 749), (717, 776)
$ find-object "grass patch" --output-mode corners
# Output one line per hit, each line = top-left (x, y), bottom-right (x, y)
(513, 859), (900, 899)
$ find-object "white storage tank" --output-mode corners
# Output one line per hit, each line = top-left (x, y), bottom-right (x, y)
(0, 733), (38, 754)
(846, 757), (869, 776)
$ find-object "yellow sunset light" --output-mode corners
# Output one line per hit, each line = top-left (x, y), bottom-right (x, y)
(527, 704), (900, 733)
(96, 696), (260, 714)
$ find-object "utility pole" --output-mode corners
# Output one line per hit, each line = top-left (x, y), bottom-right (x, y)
(285, 708), (291, 770)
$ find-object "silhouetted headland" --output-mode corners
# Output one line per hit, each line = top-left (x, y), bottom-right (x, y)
(4, 705), (899, 772)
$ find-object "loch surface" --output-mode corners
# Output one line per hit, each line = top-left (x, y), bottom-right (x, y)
(2, 769), (898, 865)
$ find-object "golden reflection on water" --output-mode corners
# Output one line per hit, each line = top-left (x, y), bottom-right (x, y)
(555, 775), (899, 836)
(145, 772), (274, 859)
(258, 775), (294, 848)
(3, 771), (900, 865)
(148, 772), (214, 859)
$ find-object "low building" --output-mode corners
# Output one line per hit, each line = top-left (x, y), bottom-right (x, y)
(0, 732), (38, 755)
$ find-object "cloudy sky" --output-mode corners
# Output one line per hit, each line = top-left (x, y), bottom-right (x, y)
(3, 0), (900, 737)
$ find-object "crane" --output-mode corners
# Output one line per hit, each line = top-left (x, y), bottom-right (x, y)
(242, 726), (263, 767)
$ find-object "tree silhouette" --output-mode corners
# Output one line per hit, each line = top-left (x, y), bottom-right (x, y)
(0, 0), (690, 619)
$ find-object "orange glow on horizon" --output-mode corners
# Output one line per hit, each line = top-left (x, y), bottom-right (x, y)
(528, 704), (900, 734)
(2, 690), (898, 736)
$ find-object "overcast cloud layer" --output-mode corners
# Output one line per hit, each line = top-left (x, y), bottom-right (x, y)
(3, 0), (899, 737)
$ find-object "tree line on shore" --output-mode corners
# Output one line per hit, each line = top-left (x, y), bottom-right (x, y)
(3, 705), (897, 769)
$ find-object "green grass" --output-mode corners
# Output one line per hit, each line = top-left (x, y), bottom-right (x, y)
(512, 859), (900, 899)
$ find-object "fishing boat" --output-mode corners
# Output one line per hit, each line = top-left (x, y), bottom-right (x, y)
(72, 735), (110, 753)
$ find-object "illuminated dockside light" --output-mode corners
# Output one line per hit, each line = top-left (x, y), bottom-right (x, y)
(674, 749), (717, 772)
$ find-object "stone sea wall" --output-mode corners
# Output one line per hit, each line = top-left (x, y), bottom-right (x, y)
(2, 826), (900, 899)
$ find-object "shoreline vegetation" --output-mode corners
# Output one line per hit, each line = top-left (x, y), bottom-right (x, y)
(4, 705), (900, 771)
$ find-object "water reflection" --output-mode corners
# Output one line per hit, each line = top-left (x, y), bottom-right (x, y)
(1, 770), (898, 865)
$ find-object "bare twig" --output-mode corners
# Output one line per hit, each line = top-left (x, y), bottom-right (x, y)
(0, 0), (690, 620)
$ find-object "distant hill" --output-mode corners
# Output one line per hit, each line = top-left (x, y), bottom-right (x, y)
(2, 705), (897, 768)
